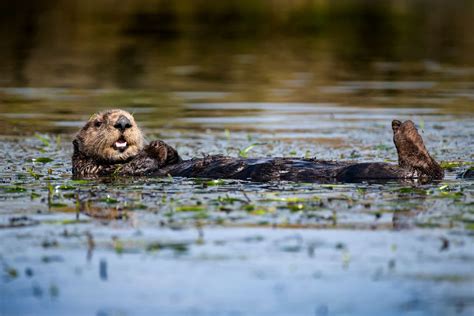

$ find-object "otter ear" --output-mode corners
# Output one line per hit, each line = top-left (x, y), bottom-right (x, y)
(392, 120), (402, 133)
(72, 139), (80, 152)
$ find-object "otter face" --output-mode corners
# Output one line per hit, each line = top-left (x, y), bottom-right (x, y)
(74, 109), (144, 162)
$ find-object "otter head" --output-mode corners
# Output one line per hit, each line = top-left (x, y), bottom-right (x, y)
(73, 109), (144, 163)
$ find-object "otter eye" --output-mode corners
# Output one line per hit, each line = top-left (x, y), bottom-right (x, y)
(94, 121), (102, 127)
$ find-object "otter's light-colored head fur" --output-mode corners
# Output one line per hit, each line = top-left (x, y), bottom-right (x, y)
(74, 109), (144, 162)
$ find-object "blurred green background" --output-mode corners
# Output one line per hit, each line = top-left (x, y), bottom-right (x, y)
(0, 0), (472, 90)
(0, 0), (473, 135)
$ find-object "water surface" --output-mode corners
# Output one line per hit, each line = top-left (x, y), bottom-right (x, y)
(1, 1), (474, 315)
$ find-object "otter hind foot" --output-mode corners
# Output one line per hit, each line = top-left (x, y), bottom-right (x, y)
(392, 119), (444, 180)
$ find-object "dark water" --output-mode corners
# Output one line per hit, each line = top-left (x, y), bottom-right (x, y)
(1, 1), (474, 315)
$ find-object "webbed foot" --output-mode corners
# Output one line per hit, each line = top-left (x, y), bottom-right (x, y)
(392, 120), (444, 180)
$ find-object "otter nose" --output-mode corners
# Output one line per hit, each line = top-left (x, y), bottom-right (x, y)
(114, 115), (132, 132)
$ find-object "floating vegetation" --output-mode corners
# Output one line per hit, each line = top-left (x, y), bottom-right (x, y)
(50, 202), (69, 208)
(194, 179), (226, 186)
(176, 205), (206, 212)
(132, 203), (147, 210)
(4, 266), (18, 279)
(216, 195), (247, 204)
(101, 196), (119, 204)
(466, 223), (474, 230)
(32, 157), (54, 164)
(206, 179), (226, 186)
(146, 241), (189, 253)
(34, 133), (51, 147)
(248, 207), (273, 216)
(440, 161), (473, 171)
(71, 180), (91, 185)
(42, 219), (90, 225)
(238, 143), (263, 158)
(397, 187), (428, 195)
(112, 237), (124, 254)
(30, 192), (41, 199)
(57, 185), (76, 190)
(3, 186), (27, 193)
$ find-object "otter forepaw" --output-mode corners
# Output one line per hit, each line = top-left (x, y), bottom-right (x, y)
(145, 140), (182, 167)
(145, 140), (168, 164)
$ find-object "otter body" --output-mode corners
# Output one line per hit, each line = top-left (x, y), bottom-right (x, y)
(153, 156), (417, 182)
(72, 109), (444, 182)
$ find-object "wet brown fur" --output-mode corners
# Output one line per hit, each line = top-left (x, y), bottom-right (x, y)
(392, 120), (444, 180)
(74, 109), (143, 162)
(72, 110), (445, 182)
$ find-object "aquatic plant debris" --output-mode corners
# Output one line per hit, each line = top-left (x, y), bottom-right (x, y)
(0, 130), (472, 314)
(0, 20), (473, 314)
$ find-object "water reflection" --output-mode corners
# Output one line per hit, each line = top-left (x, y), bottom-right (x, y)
(1, 1), (474, 137)
(0, 0), (473, 91)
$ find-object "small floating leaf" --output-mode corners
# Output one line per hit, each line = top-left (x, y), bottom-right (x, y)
(71, 180), (90, 185)
(31, 192), (41, 199)
(176, 205), (206, 212)
(146, 242), (189, 253)
(440, 161), (472, 170)
(398, 187), (427, 195)
(466, 223), (474, 230)
(5, 186), (27, 193)
(238, 143), (262, 158)
(58, 185), (76, 190)
(27, 168), (42, 180)
(34, 133), (50, 147)
(50, 203), (68, 208)
(216, 196), (246, 204)
(437, 191), (464, 199)
(419, 119), (425, 130)
(5, 267), (18, 278)
(33, 157), (54, 163)
(133, 203), (147, 210)
(250, 209), (268, 215)
(287, 202), (304, 212)
(113, 239), (124, 254)
(438, 184), (449, 191)
(102, 196), (118, 204)
(243, 204), (255, 212)
(208, 179), (225, 186)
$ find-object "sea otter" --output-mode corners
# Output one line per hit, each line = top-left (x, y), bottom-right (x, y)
(72, 109), (445, 182)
